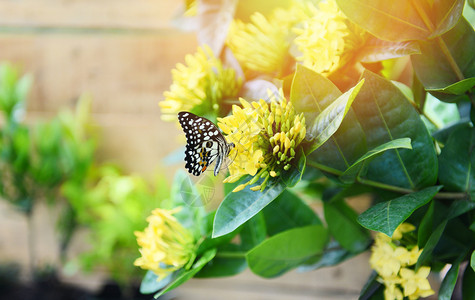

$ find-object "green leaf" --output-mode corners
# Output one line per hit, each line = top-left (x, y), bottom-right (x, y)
(263, 189), (321, 236)
(463, 262), (475, 299)
(417, 200), (435, 248)
(439, 255), (463, 300)
(417, 200), (475, 268)
(297, 240), (355, 271)
(359, 272), (384, 300)
(411, 17), (475, 101)
(239, 212), (266, 251)
(471, 250), (475, 272)
(154, 248), (217, 298)
(292, 65), (366, 172)
(358, 186), (441, 237)
(213, 180), (285, 238)
(324, 200), (371, 253)
(308, 80), (365, 153)
(291, 63), (342, 125)
(281, 147), (306, 187)
(246, 225), (328, 278)
(195, 244), (247, 278)
(427, 77), (475, 95)
(438, 124), (475, 199)
(340, 138), (412, 184)
(352, 70), (438, 189)
(140, 270), (175, 294)
(358, 36), (420, 63)
(336, 0), (464, 41)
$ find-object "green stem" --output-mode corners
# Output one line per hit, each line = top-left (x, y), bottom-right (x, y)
(216, 251), (247, 258)
(307, 162), (467, 199)
(306, 161), (342, 176)
(356, 176), (414, 194)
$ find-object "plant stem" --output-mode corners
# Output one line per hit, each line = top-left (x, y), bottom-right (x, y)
(307, 162), (468, 200)
(356, 177), (414, 194)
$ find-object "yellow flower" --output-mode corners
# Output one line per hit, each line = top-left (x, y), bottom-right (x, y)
(370, 235), (402, 277)
(226, 12), (289, 76)
(370, 223), (433, 300)
(292, 0), (366, 75)
(134, 207), (195, 280)
(184, 0), (197, 17)
(159, 45), (242, 121)
(399, 267), (435, 299)
(384, 282), (404, 300)
(391, 222), (416, 240)
(218, 91), (306, 192)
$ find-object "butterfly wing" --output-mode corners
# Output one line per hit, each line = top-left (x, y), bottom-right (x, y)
(178, 112), (225, 176)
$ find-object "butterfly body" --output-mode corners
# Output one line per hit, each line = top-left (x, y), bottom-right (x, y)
(178, 112), (234, 176)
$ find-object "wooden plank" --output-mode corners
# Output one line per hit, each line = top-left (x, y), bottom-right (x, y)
(0, 0), (183, 30)
(173, 257), (371, 300)
(0, 32), (197, 115)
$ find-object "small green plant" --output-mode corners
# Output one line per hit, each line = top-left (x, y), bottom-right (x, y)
(0, 63), (95, 278)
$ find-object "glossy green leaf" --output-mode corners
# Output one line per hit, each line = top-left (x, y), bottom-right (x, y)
(427, 77), (475, 95)
(308, 80), (365, 153)
(417, 200), (475, 268)
(291, 64), (342, 125)
(439, 124), (475, 199)
(154, 248), (217, 298)
(140, 270), (175, 294)
(463, 264), (475, 300)
(359, 272), (384, 300)
(417, 219), (447, 268)
(195, 244), (247, 278)
(246, 225), (328, 278)
(352, 70), (438, 189)
(263, 189), (321, 236)
(417, 200), (435, 248)
(297, 240), (355, 271)
(412, 18), (475, 101)
(324, 200), (371, 253)
(292, 66), (366, 172)
(340, 138), (412, 184)
(213, 180), (285, 238)
(358, 186), (441, 236)
(336, 0), (464, 41)
(439, 255), (463, 300)
(358, 36), (420, 63)
(471, 250), (475, 272)
(239, 212), (266, 251)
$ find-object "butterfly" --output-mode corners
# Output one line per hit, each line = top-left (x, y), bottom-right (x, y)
(178, 112), (235, 176)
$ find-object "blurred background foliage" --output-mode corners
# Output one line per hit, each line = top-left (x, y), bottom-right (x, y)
(0, 62), (169, 289)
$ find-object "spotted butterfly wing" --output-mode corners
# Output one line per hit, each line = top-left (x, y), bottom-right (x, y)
(178, 112), (234, 176)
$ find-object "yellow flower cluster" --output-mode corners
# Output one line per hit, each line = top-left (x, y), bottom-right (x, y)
(218, 92), (306, 192)
(227, 12), (289, 75)
(134, 207), (195, 280)
(159, 45), (242, 121)
(226, 0), (366, 77)
(293, 0), (366, 75)
(370, 223), (434, 300)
